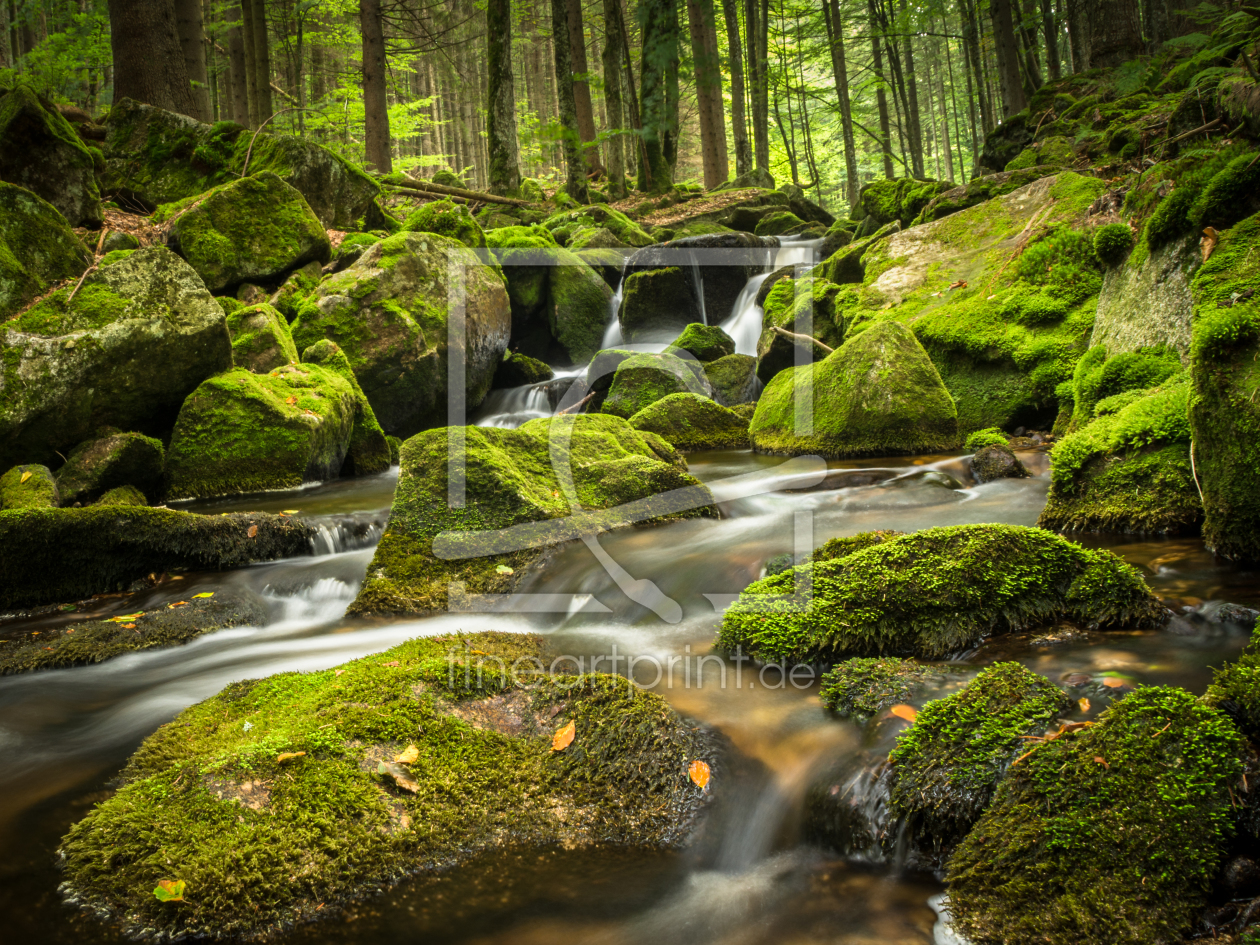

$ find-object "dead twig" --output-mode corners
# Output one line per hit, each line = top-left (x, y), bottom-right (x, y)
(557, 391), (596, 415)
(771, 325), (834, 353)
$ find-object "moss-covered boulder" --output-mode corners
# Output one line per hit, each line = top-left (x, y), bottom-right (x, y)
(0, 84), (101, 227)
(888, 663), (1071, 852)
(57, 631), (714, 941)
(0, 506), (313, 610)
(486, 224), (556, 319)
(1064, 344), (1182, 431)
(749, 321), (958, 458)
(292, 232), (510, 436)
(329, 232), (380, 273)
(856, 178), (953, 229)
(547, 249), (614, 364)
(225, 302), (298, 373)
(946, 687), (1244, 945)
(493, 352), (554, 388)
(0, 246), (232, 471)
(717, 524), (1165, 664)
(601, 352), (714, 419)
(299, 340), (391, 477)
(1004, 135), (1077, 173)
(165, 364), (364, 500)
(819, 656), (935, 722)
(102, 98), (383, 228)
(0, 463), (58, 509)
(0, 590), (267, 676)
(1091, 235), (1198, 360)
(1204, 626), (1260, 741)
(162, 172), (332, 295)
(349, 415), (717, 615)
(754, 211), (811, 237)
(543, 203), (653, 248)
(618, 267), (697, 343)
(269, 260), (324, 322)
(94, 484), (148, 507)
(667, 323), (735, 363)
(756, 276), (850, 383)
(1039, 375), (1200, 534)
(628, 393), (749, 450)
(703, 353), (759, 406)
(970, 444), (1030, 483)
(402, 198), (487, 249)
(0, 181), (89, 319)
(56, 430), (165, 505)
(913, 166), (1056, 226)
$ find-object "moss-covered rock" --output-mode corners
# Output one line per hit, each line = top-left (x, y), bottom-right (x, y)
(0, 181), (89, 319)
(56, 430), (165, 505)
(0, 84), (101, 226)
(402, 198), (487, 249)
(162, 172), (332, 294)
(965, 427), (1008, 450)
(703, 353), (759, 406)
(756, 276), (850, 382)
(543, 203), (653, 248)
(57, 631), (714, 941)
(94, 484), (148, 507)
(0, 506), (313, 610)
(0, 246), (232, 471)
(628, 393), (749, 450)
(486, 225), (556, 323)
(225, 302), (298, 373)
(0, 590), (267, 675)
(818, 656), (935, 721)
(857, 178), (953, 229)
(1065, 344), (1182, 431)
(754, 211), (810, 237)
(103, 98), (383, 228)
(1093, 222), (1134, 265)
(300, 340), (391, 477)
(349, 415), (717, 615)
(1204, 626), (1260, 741)
(667, 323), (735, 363)
(601, 352), (714, 419)
(749, 320), (958, 458)
(618, 267), (696, 343)
(946, 687), (1244, 945)
(1091, 234), (1198, 358)
(0, 462), (58, 509)
(292, 232), (511, 436)
(386, 435), (402, 465)
(716, 523), (1165, 664)
(970, 444), (1030, 483)
(815, 221), (900, 285)
(1004, 136), (1077, 173)
(493, 352), (554, 388)
(1190, 151), (1260, 232)
(547, 248), (614, 363)
(913, 167), (1055, 226)
(329, 232), (380, 273)
(269, 260), (324, 322)
(566, 225), (625, 250)
(888, 662), (1071, 851)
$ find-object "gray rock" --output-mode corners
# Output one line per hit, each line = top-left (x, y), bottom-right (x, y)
(0, 85), (101, 227)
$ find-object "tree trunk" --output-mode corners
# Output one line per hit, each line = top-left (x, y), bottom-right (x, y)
(1017, 0), (1044, 94)
(565, 0), (602, 173)
(551, 0), (589, 200)
(1086, 0), (1141, 69)
(107, 0), (200, 117)
(601, 0), (627, 196)
(227, 24), (250, 125)
(959, 0), (992, 133)
(360, 0), (391, 172)
(637, 0), (679, 192)
(989, 0), (1027, 118)
(248, 0), (272, 124)
(900, 3), (925, 178)
(1040, 0), (1060, 80)
(745, 0), (769, 173)
(239, 1), (257, 126)
(487, 0), (522, 194)
(173, 0), (211, 120)
(721, 0), (751, 177)
(866, 0), (894, 179)
(687, 0), (727, 189)
(822, 0), (859, 209)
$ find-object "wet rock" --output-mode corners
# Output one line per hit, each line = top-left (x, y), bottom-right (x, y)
(628, 392), (749, 450)
(718, 523), (1166, 664)
(0, 246), (232, 471)
(1222, 857), (1260, 898)
(631, 232), (771, 331)
(970, 444), (1030, 483)
(819, 656), (936, 722)
(349, 414), (716, 616)
(1029, 623), (1088, 646)
(0, 507), (313, 610)
(292, 232), (510, 436)
(56, 431), (165, 505)
(703, 353), (760, 406)
(601, 352), (713, 419)
(0, 463), (58, 509)
(494, 352), (554, 388)
(300, 340), (391, 477)
(667, 323), (735, 363)
(749, 321), (959, 458)
(162, 172), (331, 295)
(618, 266), (699, 343)
(0, 589), (268, 675)
(547, 248), (614, 363)
(0, 85), (101, 227)
(755, 275), (849, 383)
(0, 181), (89, 320)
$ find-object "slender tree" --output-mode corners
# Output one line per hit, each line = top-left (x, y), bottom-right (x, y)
(687, 0), (728, 189)
(746, 0), (769, 173)
(173, 0), (211, 121)
(565, 0), (603, 173)
(638, 0), (679, 191)
(721, 0), (752, 177)
(248, 0), (272, 124)
(990, 0), (1027, 117)
(900, 2), (925, 178)
(1041, 0), (1061, 80)
(552, 0), (589, 200)
(487, 0), (522, 194)
(227, 23), (250, 126)
(601, 0), (628, 195)
(360, 0), (390, 172)
(867, 0), (894, 179)
(107, 0), (200, 116)
(822, 0), (858, 208)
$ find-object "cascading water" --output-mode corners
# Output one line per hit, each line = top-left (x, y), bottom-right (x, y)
(720, 236), (826, 355)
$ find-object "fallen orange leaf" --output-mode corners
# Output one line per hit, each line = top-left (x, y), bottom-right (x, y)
(246, 524), (258, 538)
(552, 719), (576, 751)
(1202, 226), (1219, 261)
(1101, 676), (1126, 688)
(1079, 697), (1091, 712)
(948, 279), (968, 290)
(890, 704), (918, 722)
(277, 751), (306, 763)
(1094, 755), (1109, 769)
(122, 623), (136, 629)
(689, 759), (711, 789)
(395, 744), (420, 764)
(286, 395), (297, 405)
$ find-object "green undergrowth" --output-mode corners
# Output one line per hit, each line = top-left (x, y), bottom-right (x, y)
(717, 524), (1164, 664)
(58, 632), (713, 941)
(1204, 620), (1260, 741)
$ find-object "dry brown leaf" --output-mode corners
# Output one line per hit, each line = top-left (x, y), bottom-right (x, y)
(890, 704), (918, 723)
(277, 751), (306, 763)
(122, 623), (136, 629)
(395, 744), (420, 765)
(948, 280), (968, 290)
(286, 395), (297, 405)
(378, 761), (419, 793)
(19, 470), (31, 484)
(246, 524), (258, 538)
(1202, 226), (1219, 261)
(1093, 755), (1109, 769)
(168, 601), (188, 608)
(688, 759), (711, 789)
(382, 660), (400, 667)
(552, 719), (576, 752)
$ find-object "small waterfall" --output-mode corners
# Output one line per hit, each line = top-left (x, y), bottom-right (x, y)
(474, 384), (553, 428)
(601, 278), (626, 349)
(719, 236), (827, 357)
(688, 249), (708, 326)
(308, 512), (389, 555)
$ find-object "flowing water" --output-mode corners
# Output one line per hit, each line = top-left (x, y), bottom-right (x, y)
(3, 249), (1259, 944)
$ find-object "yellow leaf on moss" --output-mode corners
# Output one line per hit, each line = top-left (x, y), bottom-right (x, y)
(19, 471), (31, 484)
(277, 751), (306, 763)
(154, 879), (186, 902)
(395, 744), (420, 764)
(552, 720), (576, 751)
(688, 759), (711, 789)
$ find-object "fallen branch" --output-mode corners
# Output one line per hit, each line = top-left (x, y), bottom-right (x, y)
(65, 229), (109, 305)
(379, 176), (539, 209)
(1166, 116), (1223, 147)
(557, 391), (596, 415)
(771, 325), (833, 354)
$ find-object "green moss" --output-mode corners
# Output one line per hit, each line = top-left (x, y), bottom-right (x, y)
(756, 276), (850, 381)
(618, 267), (694, 343)
(749, 320), (959, 458)
(0, 181), (89, 319)
(543, 204), (653, 248)
(0, 463), (58, 509)
(702, 354), (759, 406)
(386, 435), (402, 465)
(546, 249), (614, 363)
(225, 302), (298, 373)
(94, 484), (148, 507)
(0, 506), (313, 610)
(947, 687), (1244, 945)
(0, 591), (266, 675)
(57, 631), (712, 941)
(716, 524), (1164, 664)
(1093, 223), (1134, 264)
(601, 352), (711, 419)
(965, 427), (1008, 450)
(300, 340), (391, 477)
(99, 249), (134, 267)
(753, 211), (810, 237)
(401, 198), (487, 250)
(858, 178), (953, 227)
(493, 352), (554, 387)
(912, 167), (1051, 226)
(0, 85), (102, 227)
(667, 323), (735, 363)
(349, 415), (717, 616)
(270, 260), (324, 322)
(628, 393), (749, 450)
(56, 430), (166, 505)
(1067, 344), (1182, 431)
(818, 657), (933, 721)
(1190, 151), (1260, 231)
(889, 662), (1071, 845)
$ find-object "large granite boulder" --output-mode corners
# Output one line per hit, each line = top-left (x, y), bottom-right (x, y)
(0, 85), (102, 227)
(0, 181), (89, 319)
(299, 339), (391, 477)
(629, 393), (750, 450)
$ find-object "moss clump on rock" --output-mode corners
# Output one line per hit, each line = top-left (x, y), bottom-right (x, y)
(946, 686), (1244, 945)
(0, 506), (312, 610)
(754, 211), (810, 237)
(546, 249), (614, 363)
(819, 657), (933, 722)
(94, 484), (148, 507)
(299, 340), (391, 477)
(1093, 223), (1134, 265)
(1204, 625), (1260, 741)
(601, 352), (713, 419)
(56, 430), (166, 505)
(0, 463), (59, 509)
(225, 302), (298, 373)
(163, 172), (332, 295)
(0, 591), (267, 675)
(57, 631), (713, 942)
(857, 178), (953, 228)
(0, 181), (89, 319)
(888, 662), (1071, 847)
(717, 524), (1164, 664)
(965, 427), (1008, 451)
(756, 277), (850, 382)
(0, 84), (102, 226)
(1066, 344), (1182, 430)
(493, 352), (554, 388)
(749, 320), (959, 458)
(543, 203), (654, 248)
(628, 393), (749, 450)
(703, 354), (759, 406)
(269, 260), (324, 322)
(402, 198), (487, 249)
(667, 323), (735, 363)
(349, 415), (717, 616)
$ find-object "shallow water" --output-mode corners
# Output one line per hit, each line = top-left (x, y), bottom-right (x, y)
(1, 441), (1257, 944)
